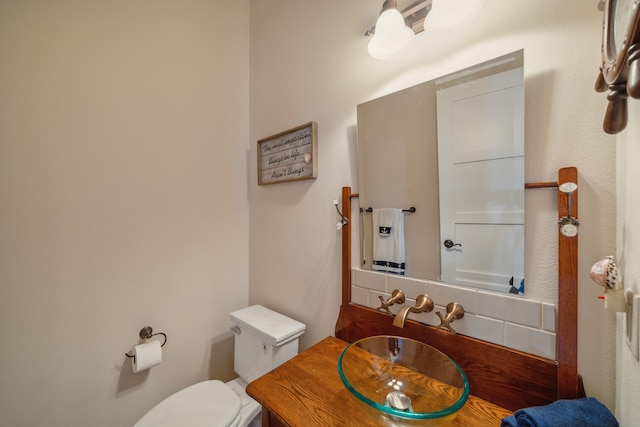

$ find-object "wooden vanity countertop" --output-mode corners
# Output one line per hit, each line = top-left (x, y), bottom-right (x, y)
(246, 336), (513, 426)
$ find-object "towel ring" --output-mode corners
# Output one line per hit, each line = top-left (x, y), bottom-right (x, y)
(124, 326), (167, 358)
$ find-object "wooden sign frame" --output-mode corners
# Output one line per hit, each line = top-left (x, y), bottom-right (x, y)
(257, 122), (317, 185)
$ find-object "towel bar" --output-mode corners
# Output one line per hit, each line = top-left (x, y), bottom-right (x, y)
(361, 207), (416, 213)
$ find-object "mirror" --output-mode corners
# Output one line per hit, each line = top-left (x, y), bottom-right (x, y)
(357, 50), (524, 293)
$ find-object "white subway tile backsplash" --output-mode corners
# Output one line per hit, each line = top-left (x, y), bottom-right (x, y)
(351, 286), (369, 307)
(477, 291), (541, 328)
(456, 313), (505, 346)
(353, 269), (387, 292)
(410, 309), (439, 326)
(505, 323), (556, 360)
(387, 275), (427, 297)
(542, 302), (557, 333)
(349, 269), (556, 360)
(427, 281), (478, 314)
(369, 290), (390, 310)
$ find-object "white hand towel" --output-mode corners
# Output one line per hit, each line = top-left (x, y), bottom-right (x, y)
(378, 208), (394, 235)
(372, 208), (405, 275)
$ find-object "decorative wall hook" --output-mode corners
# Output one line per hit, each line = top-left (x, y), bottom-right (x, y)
(333, 199), (349, 229)
(558, 182), (579, 237)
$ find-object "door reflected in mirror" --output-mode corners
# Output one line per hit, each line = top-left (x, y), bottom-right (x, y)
(357, 50), (524, 293)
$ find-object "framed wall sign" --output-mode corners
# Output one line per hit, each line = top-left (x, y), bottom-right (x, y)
(257, 122), (318, 185)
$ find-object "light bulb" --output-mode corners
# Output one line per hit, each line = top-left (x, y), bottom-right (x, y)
(368, 7), (414, 59)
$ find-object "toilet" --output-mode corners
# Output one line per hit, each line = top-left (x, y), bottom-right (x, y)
(134, 305), (306, 427)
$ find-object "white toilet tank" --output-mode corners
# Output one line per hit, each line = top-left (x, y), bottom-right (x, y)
(230, 305), (306, 383)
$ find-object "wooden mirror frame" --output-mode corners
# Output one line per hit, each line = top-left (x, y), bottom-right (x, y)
(335, 166), (584, 411)
(596, 0), (640, 134)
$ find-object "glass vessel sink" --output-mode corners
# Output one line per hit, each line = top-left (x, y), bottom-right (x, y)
(338, 335), (469, 425)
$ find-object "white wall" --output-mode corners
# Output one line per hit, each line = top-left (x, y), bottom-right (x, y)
(250, 0), (617, 411)
(0, 1), (249, 426)
(616, 100), (640, 425)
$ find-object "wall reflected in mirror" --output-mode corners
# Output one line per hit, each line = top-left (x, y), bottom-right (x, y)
(357, 50), (524, 293)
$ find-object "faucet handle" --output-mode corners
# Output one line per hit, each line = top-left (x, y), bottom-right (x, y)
(445, 302), (465, 320)
(411, 294), (434, 313)
(436, 302), (465, 334)
(377, 289), (405, 315)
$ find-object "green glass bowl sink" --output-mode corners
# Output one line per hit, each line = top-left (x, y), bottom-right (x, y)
(338, 335), (469, 425)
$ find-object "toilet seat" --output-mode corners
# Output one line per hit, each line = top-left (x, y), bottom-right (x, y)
(134, 380), (241, 427)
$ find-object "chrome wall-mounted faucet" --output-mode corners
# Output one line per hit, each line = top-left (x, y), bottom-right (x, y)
(377, 289), (406, 315)
(392, 294), (434, 328)
(436, 302), (465, 334)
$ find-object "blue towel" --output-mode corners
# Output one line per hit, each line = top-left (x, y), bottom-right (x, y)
(501, 398), (618, 427)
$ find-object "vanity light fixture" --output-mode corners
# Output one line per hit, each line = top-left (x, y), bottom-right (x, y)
(423, 0), (484, 32)
(365, 0), (484, 59)
(558, 182), (579, 237)
(366, 0), (416, 60)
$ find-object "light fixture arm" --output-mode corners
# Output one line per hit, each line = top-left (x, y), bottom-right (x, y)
(366, 0), (431, 36)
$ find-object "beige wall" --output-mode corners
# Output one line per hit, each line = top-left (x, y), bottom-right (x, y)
(1, 0), (630, 425)
(0, 1), (249, 426)
(250, 0), (617, 412)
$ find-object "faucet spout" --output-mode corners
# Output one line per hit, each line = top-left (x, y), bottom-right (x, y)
(392, 295), (434, 328)
(393, 305), (412, 328)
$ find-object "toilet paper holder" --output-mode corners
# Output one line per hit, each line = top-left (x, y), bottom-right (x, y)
(124, 326), (167, 359)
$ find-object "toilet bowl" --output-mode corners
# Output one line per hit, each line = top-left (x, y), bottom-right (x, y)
(134, 379), (257, 427)
(134, 305), (305, 427)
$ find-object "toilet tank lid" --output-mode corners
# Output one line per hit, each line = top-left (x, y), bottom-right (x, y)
(230, 305), (306, 346)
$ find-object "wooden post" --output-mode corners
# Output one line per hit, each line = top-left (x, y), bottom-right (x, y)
(341, 186), (352, 305)
(557, 166), (580, 400)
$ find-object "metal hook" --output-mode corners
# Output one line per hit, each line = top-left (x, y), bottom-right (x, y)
(333, 199), (349, 229)
(558, 182), (579, 237)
